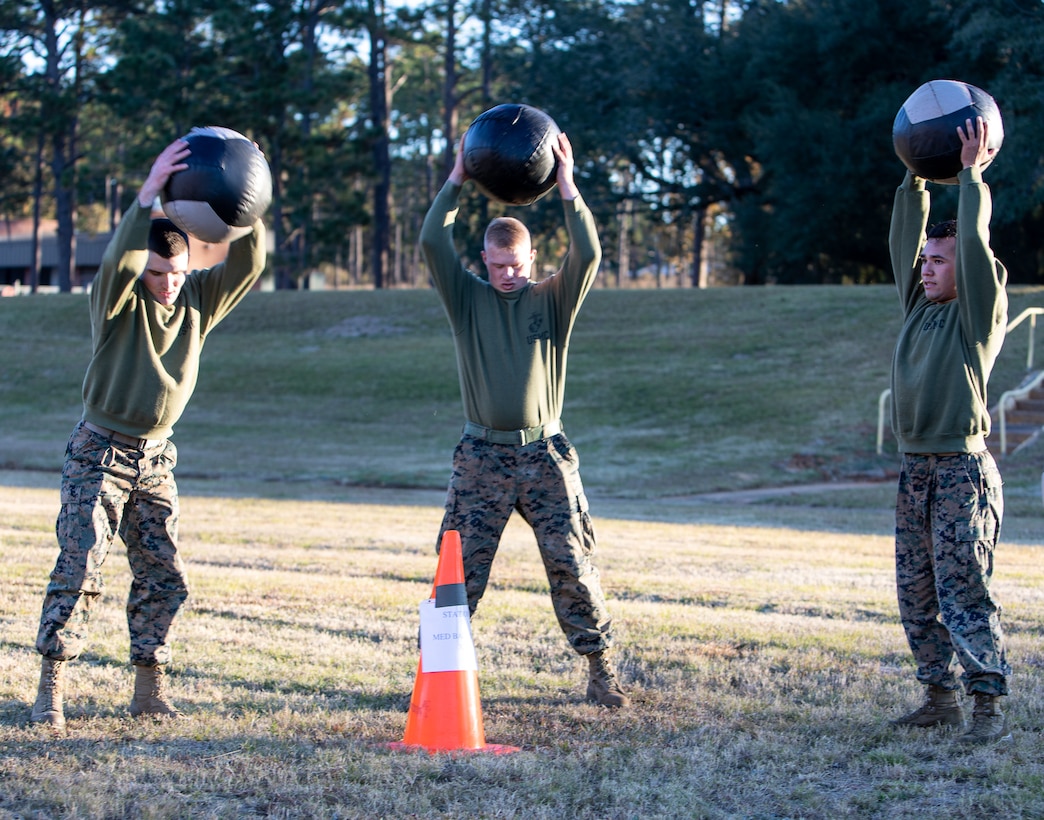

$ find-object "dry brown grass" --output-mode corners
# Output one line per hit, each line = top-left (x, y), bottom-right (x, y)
(3, 472), (1043, 819)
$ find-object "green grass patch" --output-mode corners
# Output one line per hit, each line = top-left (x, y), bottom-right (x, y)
(2, 285), (1043, 501)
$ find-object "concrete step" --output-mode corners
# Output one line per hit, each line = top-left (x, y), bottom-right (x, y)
(986, 425), (1040, 454)
(1005, 409), (1044, 426)
(988, 373), (1044, 454)
(987, 427), (1037, 442)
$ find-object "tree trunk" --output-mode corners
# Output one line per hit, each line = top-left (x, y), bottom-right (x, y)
(30, 129), (44, 293)
(442, 0), (459, 181)
(692, 206), (708, 288)
(617, 195), (632, 288)
(368, 0), (391, 289)
(51, 128), (76, 292)
(108, 176), (121, 232)
(353, 224), (364, 285)
(43, 0), (81, 293)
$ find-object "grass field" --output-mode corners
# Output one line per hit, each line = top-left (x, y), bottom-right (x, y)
(2, 286), (1043, 818)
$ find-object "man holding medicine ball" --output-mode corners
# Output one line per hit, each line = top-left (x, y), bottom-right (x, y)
(888, 116), (1012, 745)
(30, 138), (267, 729)
(420, 130), (629, 709)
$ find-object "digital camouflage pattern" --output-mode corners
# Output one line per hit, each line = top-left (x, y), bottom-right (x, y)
(895, 451), (1009, 696)
(36, 422), (188, 667)
(437, 431), (613, 655)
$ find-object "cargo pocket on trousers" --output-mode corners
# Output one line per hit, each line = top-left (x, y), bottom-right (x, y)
(957, 515), (996, 544)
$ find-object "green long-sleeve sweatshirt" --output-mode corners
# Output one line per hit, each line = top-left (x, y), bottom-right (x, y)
(889, 166), (1008, 454)
(82, 202), (267, 439)
(419, 182), (601, 430)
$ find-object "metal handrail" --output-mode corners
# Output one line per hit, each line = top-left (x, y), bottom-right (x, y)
(877, 305), (1044, 455)
(877, 389), (892, 455)
(1006, 307), (1043, 370)
(996, 371), (1044, 456)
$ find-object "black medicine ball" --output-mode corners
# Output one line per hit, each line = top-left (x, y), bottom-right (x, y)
(162, 126), (272, 243)
(893, 80), (1003, 183)
(463, 104), (561, 206)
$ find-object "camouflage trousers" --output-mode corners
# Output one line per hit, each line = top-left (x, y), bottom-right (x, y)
(437, 431), (614, 655)
(35, 422), (188, 667)
(895, 451), (1009, 696)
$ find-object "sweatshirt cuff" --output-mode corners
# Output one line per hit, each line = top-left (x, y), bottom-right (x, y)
(902, 170), (926, 192)
(565, 193), (587, 213)
(958, 165), (984, 185)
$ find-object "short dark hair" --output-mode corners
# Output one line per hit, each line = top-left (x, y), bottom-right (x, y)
(484, 216), (530, 250)
(926, 219), (957, 240)
(148, 219), (189, 259)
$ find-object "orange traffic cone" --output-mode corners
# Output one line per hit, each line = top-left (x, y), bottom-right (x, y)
(391, 530), (519, 754)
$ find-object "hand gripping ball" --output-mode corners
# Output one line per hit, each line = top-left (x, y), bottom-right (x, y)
(892, 80), (1004, 183)
(463, 104), (561, 206)
(161, 126), (272, 243)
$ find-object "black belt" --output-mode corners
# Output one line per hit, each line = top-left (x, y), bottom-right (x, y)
(83, 421), (162, 450)
(463, 419), (562, 445)
(904, 451), (979, 458)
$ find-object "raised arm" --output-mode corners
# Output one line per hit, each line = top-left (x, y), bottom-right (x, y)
(554, 132), (579, 201)
(137, 139), (190, 208)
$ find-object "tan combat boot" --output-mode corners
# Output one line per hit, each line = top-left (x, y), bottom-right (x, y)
(129, 664), (184, 718)
(957, 694), (1011, 745)
(30, 657), (67, 730)
(586, 649), (630, 709)
(891, 684), (963, 728)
